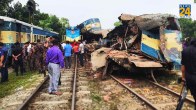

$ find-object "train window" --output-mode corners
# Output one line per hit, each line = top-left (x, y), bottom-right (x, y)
(2, 21), (12, 31)
(34, 35), (37, 42)
(21, 25), (26, 32)
(27, 34), (31, 42)
(0, 19), (4, 26)
(166, 17), (180, 31)
(94, 18), (100, 22)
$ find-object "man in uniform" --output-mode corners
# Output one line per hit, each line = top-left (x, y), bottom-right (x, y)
(0, 42), (8, 82)
(12, 42), (23, 76)
(181, 38), (196, 108)
(29, 43), (36, 71)
(34, 39), (44, 73)
(22, 42), (29, 72)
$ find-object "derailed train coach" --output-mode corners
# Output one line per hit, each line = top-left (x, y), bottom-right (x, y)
(0, 16), (59, 65)
(91, 14), (182, 76)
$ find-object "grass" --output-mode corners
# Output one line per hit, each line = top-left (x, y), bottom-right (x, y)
(0, 71), (42, 98)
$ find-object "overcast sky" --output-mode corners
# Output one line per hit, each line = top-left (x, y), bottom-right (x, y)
(13, 0), (196, 29)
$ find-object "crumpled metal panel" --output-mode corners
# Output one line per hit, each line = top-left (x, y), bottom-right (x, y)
(128, 54), (163, 68)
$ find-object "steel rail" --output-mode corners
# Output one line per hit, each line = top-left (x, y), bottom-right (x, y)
(110, 75), (159, 110)
(17, 75), (49, 110)
(148, 80), (195, 105)
(71, 55), (77, 110)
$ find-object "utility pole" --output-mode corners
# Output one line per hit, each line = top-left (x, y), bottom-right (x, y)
(27, 0), (36, 42)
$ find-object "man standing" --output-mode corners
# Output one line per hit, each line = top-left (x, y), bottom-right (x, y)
(22, 42), (29, 72)
(0, 42), (8, 82)
(12, 42), (23, 76)
(34, 39), (44, 74)
(64, 41), (72, 69)
(46, 39), (64, 95)
(181, 38), (196, 108)
(78, 40), (84, 67)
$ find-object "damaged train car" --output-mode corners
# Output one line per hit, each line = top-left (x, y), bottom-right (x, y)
(91, 13), (182, 78)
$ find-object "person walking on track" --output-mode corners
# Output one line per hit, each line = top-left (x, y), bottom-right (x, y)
(46, 39), (64, 95)
(64, 41), (72, 69)
(181, 38), (196, 109)
(78, 40), (84, 67)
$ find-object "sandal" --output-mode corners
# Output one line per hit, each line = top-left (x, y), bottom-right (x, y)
(51, 91), (62, 95)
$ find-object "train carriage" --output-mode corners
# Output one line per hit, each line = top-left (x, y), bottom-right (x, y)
(0, 16), (58, 45)
(0, 16), (59, 65)
(65, 27), (81, 42)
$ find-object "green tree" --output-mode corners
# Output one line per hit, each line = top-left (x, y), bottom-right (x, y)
(114, 21), (122, 27)
(179, 18), (196, 39)
(0, 0), (13, 15)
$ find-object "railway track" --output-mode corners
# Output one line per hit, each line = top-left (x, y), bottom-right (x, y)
(17, 56), (92, 110)
(110, 75), (195, 110)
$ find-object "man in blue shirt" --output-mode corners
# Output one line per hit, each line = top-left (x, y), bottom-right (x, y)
(0, 42), (8, 82)
(46, 39), (64, 95)
(64, 41), (72, 69)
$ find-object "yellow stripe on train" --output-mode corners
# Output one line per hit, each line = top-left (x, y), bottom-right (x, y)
(85, 23), (101, 31)
(165, 33), (182, 51)
(0, 31), (30, 43)
(66, 36), (81, 42)
(0, 31), (17, 43)
(141, 34), (160, 50)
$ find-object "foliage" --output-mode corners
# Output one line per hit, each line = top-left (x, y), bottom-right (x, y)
(0, 71), (42, 98)
(179, 18), (196, 39)
(114, 21), (122, 27)
(0, 0), (13, 15)
(1, 1), (70, 40)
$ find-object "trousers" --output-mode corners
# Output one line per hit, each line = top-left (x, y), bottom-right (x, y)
(65, 56), (71, 69)
(48, 63), (60, 93)
(0, 65), (8, 82)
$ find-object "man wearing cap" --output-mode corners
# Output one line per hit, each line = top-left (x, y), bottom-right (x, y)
(46, 39), (64, 95)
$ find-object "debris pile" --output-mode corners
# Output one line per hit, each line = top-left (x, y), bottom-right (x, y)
(89, 13), (182, 77)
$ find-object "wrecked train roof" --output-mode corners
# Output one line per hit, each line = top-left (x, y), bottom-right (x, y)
(119, 13), (176, 30)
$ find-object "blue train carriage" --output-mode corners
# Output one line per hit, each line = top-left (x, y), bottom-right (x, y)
(78, 18), (101, 33)
(65, 27), (81, 42)
(139, 14), (182, 70)
(0, 16), (58, 65)
(0, 16), (58, 45)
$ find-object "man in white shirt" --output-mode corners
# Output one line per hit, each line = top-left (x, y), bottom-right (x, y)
(61, 41), (66, 50)
(78, 40), (84, 67)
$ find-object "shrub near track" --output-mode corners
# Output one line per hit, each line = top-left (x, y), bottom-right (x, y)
(0, 71), (43, 98)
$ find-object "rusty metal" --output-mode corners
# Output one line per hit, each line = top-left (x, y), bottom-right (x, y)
(71, 55), (77, 110)
(17, 75), (49, 110)
(110, 75), (159, 110)
(150, 70), (158, 83)
(149, 80), (195, 105)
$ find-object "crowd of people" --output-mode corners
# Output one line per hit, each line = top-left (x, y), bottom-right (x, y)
(0, 38), (86, 95)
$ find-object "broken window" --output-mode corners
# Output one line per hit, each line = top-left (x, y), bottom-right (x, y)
(166, 17), (180, 31)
